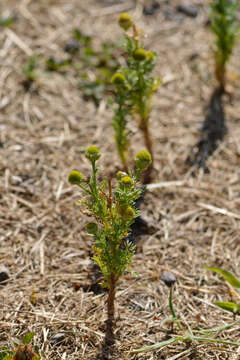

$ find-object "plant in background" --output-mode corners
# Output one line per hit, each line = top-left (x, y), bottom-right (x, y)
(45, 56), (71, 72)
(22, 55), (39, 91)
(68, 146), (152, 344)
(64, 29), (120, 106)
(210, 0), (239, 92)
(132, 270), (240, 354)
(206, 267), (240, 316)
(111, 72), (131, 172)
(0, 333), (40, 360)
(111, 13), (160, 182)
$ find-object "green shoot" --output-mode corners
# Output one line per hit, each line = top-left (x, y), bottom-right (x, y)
(161, 271), (182, 330)
(22, 55), (39, 91)
(209, 0), (239, 91)
(68, 146), (152, 344)
(111, 73), (131, 172)
(111, 13), (160, 181)
(0, 16), (15, 27)
(205, 266), (240, 315)
(46, 56), (71, 72)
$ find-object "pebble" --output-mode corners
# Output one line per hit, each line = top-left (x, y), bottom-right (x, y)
(161, 271), (177, 288)
(50, 333), (66, 345)
(0, 265), (9, 284)
(176, 3), (199, 18)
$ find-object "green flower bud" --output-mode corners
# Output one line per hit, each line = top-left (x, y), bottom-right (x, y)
(86, 222), (98, 235)
(135, 150), (152, 170)
(116, 171), (127, 180)
(118, 13), (133, 31)
(85, 146), (101, 162)
(68, 170), (83, 185)
(111, 72), (126, 85)
(133, 48), (148, 61)
(119, 205), (135, 220)
(121, 176), (132, 187)
(147, 51), (155, 61)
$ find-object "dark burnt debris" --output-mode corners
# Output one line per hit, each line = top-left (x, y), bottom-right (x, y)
(187, 86), (227, 170)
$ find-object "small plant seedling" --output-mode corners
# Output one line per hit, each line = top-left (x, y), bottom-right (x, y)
(205, 266), (240, 316)
(0, 333), (40, 360)
(210, 0), (239, 92)
(0, 15), (15, 27)
(46, 56), (71, 72)
(111, 13), (160, 181)
(160, 271), (182, 331)
(22, 55), (39, 91)
(72, 31), (119, 107)
(68, 146), (152, 344)
(132, 270), (240, 354)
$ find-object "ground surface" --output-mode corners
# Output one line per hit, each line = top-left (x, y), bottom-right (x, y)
(1, 0), (240, 359)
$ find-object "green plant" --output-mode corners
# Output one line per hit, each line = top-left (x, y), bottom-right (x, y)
(46, 56), (71, 71)
(132, 271), (240, 354)
(111, 13), (160, 181)
(68, 146), (151, 343)
(111, 72), (131, 172)
(0, 15), (15, 27)
(22, 55), (39, 91)
(206, 266), (240, 315)
(0, 333), (40, 360)
(209, 0), (239, 91)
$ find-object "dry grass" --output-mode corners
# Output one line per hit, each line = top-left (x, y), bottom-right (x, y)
(1, 0), (240, 359)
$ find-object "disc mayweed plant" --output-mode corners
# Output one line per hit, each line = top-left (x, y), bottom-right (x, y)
(68, 146), (152, 344)
(111, 13), (160, 182)
(210, 0), (239, 92)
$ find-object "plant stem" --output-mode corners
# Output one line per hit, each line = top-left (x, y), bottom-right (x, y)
(215, 62), (226, 92)
(106, 272), (116, 345)
(139, 118), (153, 183)
(169, 286), (182, 330)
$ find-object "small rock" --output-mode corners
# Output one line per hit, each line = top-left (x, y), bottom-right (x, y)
(143, 1), (160, 15)
(161, 271), (177, 288)
(189, 52), (199, 61)
(0, 265), (9, 284)
(64, 39), (80, 55)
(50, 333), (66, 345)
(164, 8), (184, 22)
(176, 3), (199, 18)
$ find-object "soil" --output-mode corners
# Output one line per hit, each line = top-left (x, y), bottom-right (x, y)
(1, 0), (240, 359)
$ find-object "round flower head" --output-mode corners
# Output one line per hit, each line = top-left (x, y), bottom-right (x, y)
(86, 222), (98, 235)
(119, 204), (135, 220)
(133, 48), (148, 62)
(85, 146), (101, 162)
(123, 205), (135, 220)
(121, 176), (132, 187)
(135, 150), (152, 170)
(68, 170), (83, 185)
(111, 72), (126, 86)
(118, 13), (133, 31)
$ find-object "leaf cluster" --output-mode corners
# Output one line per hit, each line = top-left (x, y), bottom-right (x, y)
(22, 55), (39, 82)
(210, 0), (239, 68)
(0, 333), (40, 360)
